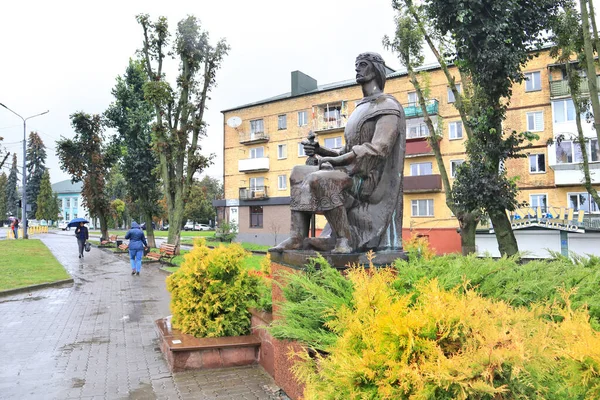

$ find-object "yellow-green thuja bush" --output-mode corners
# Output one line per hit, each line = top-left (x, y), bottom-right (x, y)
(166, 239), (260, 337)
(293, 267), (600, 399)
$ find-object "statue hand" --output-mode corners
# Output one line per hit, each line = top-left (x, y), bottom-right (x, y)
(301, 139), (319, 156)
(319, 157), (335, 170)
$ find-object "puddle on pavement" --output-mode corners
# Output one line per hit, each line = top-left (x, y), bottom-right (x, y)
(128, 382), (156, 399)
(59, 337), (110, 353)
(71, 377), (85, 388)
(0, 296), (45, 304)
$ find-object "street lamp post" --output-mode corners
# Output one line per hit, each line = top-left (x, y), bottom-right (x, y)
(0, 103), (49, 239)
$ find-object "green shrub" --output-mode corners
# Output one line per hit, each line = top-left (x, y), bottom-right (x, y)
(394, 253), (600, 329)
(269, 254), (354, 351)
(166, 239), (260, 337)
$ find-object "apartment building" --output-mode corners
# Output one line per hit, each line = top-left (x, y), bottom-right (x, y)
(216, 50), (600, 254)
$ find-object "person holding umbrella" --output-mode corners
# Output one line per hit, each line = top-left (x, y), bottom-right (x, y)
(75, 221), (89, 258)
(125, 221), (148, 276)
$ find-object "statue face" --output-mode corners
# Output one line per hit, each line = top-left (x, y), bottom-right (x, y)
(355, 59), (376, 85)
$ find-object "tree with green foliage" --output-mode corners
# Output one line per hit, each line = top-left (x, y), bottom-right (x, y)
(105, 59), (161, 247)
(110, 199), (126, 229)
(5, 154), (19, 218)
(184, 176), (223, 224)
(35, 169), (59, 221)
(57, 112), (113, 240)
(384, 3), (481, 255)
(0, 172), (7, 223)
(398, 0), (564, 256)
(136, 14), (229, 252)
(25, 131), (46, 216)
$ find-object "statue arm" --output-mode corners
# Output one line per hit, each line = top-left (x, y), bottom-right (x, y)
(316, 146), (342, 157)
(349, 114), (401, 172)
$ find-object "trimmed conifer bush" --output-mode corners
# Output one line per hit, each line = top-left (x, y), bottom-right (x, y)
(166, 239), (260, 337)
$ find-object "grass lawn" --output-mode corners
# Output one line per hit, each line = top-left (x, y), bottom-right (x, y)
(0, 240), (70, 291)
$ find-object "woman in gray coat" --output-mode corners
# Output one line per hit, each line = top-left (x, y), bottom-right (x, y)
(125, 221), (148, 276)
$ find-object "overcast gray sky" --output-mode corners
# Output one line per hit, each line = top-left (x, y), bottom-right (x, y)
(0, 0), (401, 184)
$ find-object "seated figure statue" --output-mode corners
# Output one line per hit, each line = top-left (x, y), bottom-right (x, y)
(271, 52), (406, 254)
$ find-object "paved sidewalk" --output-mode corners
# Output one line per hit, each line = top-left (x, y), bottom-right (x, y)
(0, 234), (280, 400)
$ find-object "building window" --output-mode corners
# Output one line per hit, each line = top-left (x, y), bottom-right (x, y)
(250, 206), (263, 228)
(529, 154), (546, 173)
(410, 162), (432, 176)
(249, 147), (264, 159)
(525, 71), (541, 92)
(447, 83), (462, 103)
(73, 198), (78, 208)
(408, 123), (430, 139)
(250, 119), (264, 134)
(530, 194), (548, 213)
(450, 159), (464, 178)
(324, 136), (342, 149)
(298, 143), (306, 157)
(65, 198), (71, 208)
(568, 192), (600, 213)
(65, 212), (70, 221)
(278, 175), (287, 190)
(526, 111), (544, 132)
(556, 140), (599, 164)
(449, 121), (463, 140)
(278, 115), (287, 130)
(411, 199), (434, 217)
(553, 99), (576, 123)
(408, 91), (417, 106)
(249, 177), (264, 190)
(298, 111), (308, 126)
(277, 144), (287, 159)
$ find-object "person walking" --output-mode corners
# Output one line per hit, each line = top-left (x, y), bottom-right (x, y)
(12, 218), (19, 239)
(125, 221), (148, 276)
(75, 222), (89, 258)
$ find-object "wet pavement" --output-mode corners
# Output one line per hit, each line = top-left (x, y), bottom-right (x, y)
(0, 233), (280, 399)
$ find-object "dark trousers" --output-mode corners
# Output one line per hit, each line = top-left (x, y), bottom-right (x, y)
(77, 239), (86, 256)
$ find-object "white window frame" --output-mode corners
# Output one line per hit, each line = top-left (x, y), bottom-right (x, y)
(278, 175), (287, 190)
(65, 198), (71, 208)
(324, 136), (342, 149)
(73, 198), (78, 208)
(449, 121), (463, 140)
(298, 111), (308, 126)
(447, 83), (462, 103)
(411, 199), (434, 217)
(407, 123), (430, 139)
(250, 119), (264, 134)
(249, 147), (264, 159)
(553, 99), (576, 124)
(525, 71), (541, 92)
(529, 153), (546, 173)
(277, 144), (287, 159)
(298, 143), (306, 157)
(526, 111), (544, 132)
(407, 91), (417, 106)
(530, 193), (548, 212)
(556, 139), (599, 164)
(568, 192), (600, 213)
(410, 162), (433, 176)
(249, 177), (265, 190)
(277, 114), (287, 130)
(450, 159), (464, 178)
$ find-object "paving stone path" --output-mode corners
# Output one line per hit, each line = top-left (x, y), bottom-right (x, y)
(0, 233), (280, 400)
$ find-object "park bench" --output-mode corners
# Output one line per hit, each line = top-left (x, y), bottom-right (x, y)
(100, 235), (118, 247)
(146, 243), (177, 265)
(118, 243), (129, 252)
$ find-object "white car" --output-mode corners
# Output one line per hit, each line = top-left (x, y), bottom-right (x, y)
(184, 222), (195, 231)
(58, 221), (70, 231)
(197, 224), (211, 231)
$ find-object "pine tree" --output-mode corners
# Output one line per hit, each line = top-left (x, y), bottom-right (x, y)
(26, 132), (47, 216)
(0, 172), (7, 222)
(6, 154), (19, 217)
(35, 170), (58, 221)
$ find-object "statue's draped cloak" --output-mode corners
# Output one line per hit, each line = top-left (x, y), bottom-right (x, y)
(290, 93), (406, 251)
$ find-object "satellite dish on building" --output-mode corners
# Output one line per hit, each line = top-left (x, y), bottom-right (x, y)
(226, 116), (242, 128)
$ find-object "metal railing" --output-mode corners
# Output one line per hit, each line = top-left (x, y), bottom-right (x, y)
(239, 186), (269, 200)
(550, 75), (600, 97)
(239, 131), (269, 144)
(404, 99), (439, 119)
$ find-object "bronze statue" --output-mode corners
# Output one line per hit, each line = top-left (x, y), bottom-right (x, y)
(271, 52), (406, 254)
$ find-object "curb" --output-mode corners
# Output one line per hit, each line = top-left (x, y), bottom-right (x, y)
(0, 278), (75, 297)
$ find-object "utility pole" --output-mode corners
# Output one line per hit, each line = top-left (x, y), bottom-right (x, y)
(0, 103), (49, 239)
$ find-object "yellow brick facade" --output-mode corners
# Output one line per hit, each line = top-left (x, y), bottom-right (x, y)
(221, 49), (599, 250)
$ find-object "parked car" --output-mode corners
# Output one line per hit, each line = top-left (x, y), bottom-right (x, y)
(160, 224), (169, 231)
(183, 221), (195, 231)
(197, 224), (211, 231)
(58, 221), (70, 231)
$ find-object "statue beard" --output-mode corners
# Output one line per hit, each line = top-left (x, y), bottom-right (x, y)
(356, 71), (377, 85)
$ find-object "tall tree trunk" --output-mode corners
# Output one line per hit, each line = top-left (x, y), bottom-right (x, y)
(99, 214), (109, 242)
(488, 209), (518, 257)
(458, 211), (479, 256)
(145, 210), (156, 248)
(581, 0), (600, 141)
(168, 198), (184, 252)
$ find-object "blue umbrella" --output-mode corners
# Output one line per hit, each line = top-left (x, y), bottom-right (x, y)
(67, 217), (89, 228)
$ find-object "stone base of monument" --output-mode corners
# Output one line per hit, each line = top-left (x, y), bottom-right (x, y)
(269, 249), (407, 269)
(155, 316), (261, 372)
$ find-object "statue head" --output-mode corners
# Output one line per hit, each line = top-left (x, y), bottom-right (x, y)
(355, 52), (387, 90)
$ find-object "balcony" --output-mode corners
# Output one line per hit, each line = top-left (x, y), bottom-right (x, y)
(239, 186), (269, 200)
(550, 75), (600, 98)
(550, 162), (600, 186)
(405, 138), (435, 157)
(403, 174), (443, 193)
(313, 104), (347, 133)
(239, 131), (269, 144)
(238, 157), (270, 173)
(404, 99), (439, 119)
